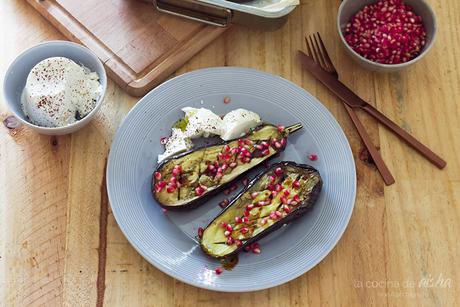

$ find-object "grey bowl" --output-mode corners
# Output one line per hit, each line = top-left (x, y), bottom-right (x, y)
(337, 0), (437, 72)
(3, 41), (107, 135)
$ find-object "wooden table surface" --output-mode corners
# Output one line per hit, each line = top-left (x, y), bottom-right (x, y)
(1, 0), (459, 306)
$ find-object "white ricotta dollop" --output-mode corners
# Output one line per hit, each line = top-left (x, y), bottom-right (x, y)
(157, 128), (193, 163)
(21, 57), (101, 127)
(181, 107), (225, 138)
(220, 108), (262, 141)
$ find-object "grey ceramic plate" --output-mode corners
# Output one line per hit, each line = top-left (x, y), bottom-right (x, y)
(107, 67), (356, 292)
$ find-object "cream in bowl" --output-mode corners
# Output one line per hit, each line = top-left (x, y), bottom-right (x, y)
(3, 40), (107, 135)
(22, 57), (102, 127)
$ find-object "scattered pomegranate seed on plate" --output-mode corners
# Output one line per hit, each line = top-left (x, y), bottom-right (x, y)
(308, 154), (318, 161)
(223, 96), (231, 104)
(215, 267), (223, 275)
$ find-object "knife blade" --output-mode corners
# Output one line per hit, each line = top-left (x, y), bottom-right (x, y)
(298, 50), (446, 169)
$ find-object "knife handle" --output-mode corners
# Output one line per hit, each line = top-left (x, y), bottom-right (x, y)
(361, 104), (447, 169)
(344, 104), (395, 185)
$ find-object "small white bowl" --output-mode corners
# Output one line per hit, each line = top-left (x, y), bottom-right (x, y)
(3, 41), (107, 135)
(337, 0), (437, 72)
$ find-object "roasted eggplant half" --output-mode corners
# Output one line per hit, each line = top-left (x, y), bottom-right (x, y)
(200, 161), (322, 259)
(152, 123), (302, 210)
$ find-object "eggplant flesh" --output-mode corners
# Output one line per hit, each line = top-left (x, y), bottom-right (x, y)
(200, 161), (322, 259)
(152, 123), (302, 210)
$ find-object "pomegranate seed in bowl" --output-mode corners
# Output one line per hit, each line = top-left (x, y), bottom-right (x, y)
(344, 0), (427, 65)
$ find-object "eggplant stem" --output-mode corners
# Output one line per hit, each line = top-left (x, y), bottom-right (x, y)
(285, 123), (303, 134)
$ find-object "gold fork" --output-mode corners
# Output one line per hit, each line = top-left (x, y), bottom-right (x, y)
(305, 32), (395, 185)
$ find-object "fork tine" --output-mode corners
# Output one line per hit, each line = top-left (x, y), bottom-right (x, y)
(305, 35), (313, 58)
(309, 35), (325, 68)
(313, 33), (328, 69)
(316, 32), (337, 73)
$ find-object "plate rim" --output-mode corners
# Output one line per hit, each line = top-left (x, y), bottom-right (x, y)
(107, 66), (356, 292)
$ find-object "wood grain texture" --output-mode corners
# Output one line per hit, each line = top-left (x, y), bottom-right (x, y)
(1, 0), (459, 306)
(25, 0), (226, 96)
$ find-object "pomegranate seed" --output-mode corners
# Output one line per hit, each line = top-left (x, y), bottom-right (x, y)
(251, 242), (260, 249)
(280, 138), (287, 147)
(280, 196), (288, 204)
(226, 224), (233, 232)
(167, 185), (176, 193)
(293, 194), (300, 202)
(154, 172), (162, 180)
(241, 227), (249, 234)
(238, 139), (245, 146)
(290, 201), (298, 206)
(215, 267), (223, 275)
(275, 211), (282, 218)
(235, 239), (242, 247)
(195, 185), (206, 196)
(243, 246), (251, 252)
(242, 178), (249, 186)
(160, 137), (169, 145)
(267, 184), (275, 191)
(223, 96), (231, 104)
(221, 163), (228, 171)
(155, 181), (166, 193)
(260, 218), (267, 225)
(235, 216), (242, 223)
(292, 180), (300, 188)
(223, 145), (231, 152)
(215, 173), (223, 180)
(243, 210), (250, 217)
(283, 205), (291, 213)
(226, 237), (234, 245)
(274, 141), (282, 149)
(274, 167), (284, 176)
(256, 144), (264, 151)
(170, 176), (177, 183)
(246, 204), (255, 211)
(269, 175), (276, 183)
(258, 201), (265, 206)
(217, 152), (224, 160)
(219, 201), (227, 208)
(229, 162), (237, 168)
(244, 139), (253, 145)
(251, 192), (259, 199)
(208, 164), (215, 172)
(308, 154), (318, 161)
(242, 216), (249, 223)
(261, 141), (269, 148)
(269, 211), (278, 220)
(252, 247), (261, 254)
(283, 189), (290, 197)
(277, 125), (285, 133)
(172, 166), (181, 176)
(197, 227), (203, 238)
(262, 149), (270, 156)
(224, 230), (231, 237)
(231, 147), (241, 154)
(275, 184), (282, 192)
(221, 222), (228, 228)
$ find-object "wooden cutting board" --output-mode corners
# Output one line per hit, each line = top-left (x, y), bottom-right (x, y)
(26, 0), (227, 96)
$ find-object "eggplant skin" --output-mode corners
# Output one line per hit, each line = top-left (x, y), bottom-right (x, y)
(152, 123), (302, 210)
(200, 161), (322, 259)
